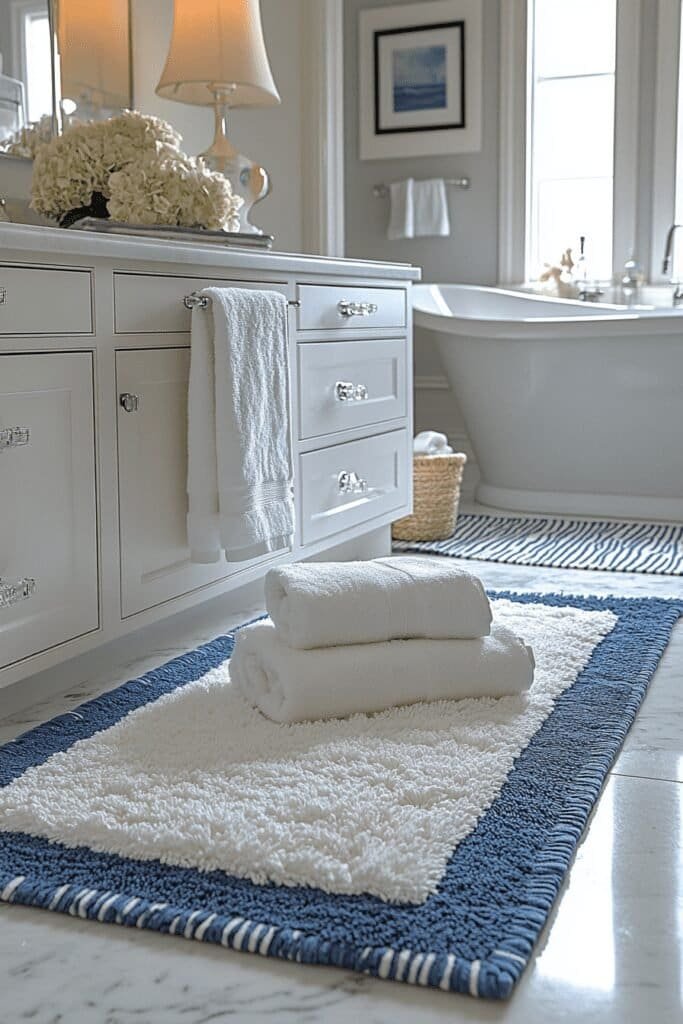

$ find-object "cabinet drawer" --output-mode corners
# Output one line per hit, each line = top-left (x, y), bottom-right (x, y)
(114, 273), (288, 333)
(0, 266), (92, 335)
(297, 284), (406, 331)
(300, 429), (409, 545)
(0, 352), (98, 670)
(298, 338), (407, 439)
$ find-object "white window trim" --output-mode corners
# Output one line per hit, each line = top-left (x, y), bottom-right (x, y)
(650, 0), (681, 282)
(498, 0), (527, 284)
(498, 0), (641, 285)
(613, 0), (641, 274)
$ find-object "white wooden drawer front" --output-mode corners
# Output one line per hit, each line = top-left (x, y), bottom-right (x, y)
(0, 266), (92, 335)
(300, 429), (409, 545)
(297, 284), (406, 332)
(298, 338), (407, 439)
(0, 352), (98, 670)
(114, 273), (288, 334)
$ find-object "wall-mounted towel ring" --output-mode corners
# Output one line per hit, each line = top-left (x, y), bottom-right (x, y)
(184, 291), (300, 310)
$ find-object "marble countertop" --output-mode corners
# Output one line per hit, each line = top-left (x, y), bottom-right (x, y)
(0, 222), (422, 280)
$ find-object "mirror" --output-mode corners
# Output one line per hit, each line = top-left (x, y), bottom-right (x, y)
(0, 0), (133, 153)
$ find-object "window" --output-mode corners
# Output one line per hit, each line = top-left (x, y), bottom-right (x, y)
(23, 7), (51, 123)
(10, 0), (52, 125)
(526, 0), (617, 281)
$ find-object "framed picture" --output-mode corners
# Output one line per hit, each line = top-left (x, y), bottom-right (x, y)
(359, 0), (482, 160)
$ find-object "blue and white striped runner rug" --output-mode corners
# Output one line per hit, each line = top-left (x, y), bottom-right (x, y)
(393, 514), (683, 575)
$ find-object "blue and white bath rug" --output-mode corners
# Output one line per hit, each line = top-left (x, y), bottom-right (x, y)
(393, 513), (683, 574)
(0, 591), (680, 1000)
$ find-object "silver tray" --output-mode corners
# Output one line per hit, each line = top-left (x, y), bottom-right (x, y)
(68, 217), (274, 249)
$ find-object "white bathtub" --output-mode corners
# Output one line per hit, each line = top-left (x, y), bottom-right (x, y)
(413, 284), (683, 521)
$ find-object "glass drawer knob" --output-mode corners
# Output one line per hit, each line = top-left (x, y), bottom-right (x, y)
(119, 393), (140, 413)
(338, 470), (368, 494)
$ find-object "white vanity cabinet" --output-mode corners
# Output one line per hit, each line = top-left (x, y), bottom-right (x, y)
(0, 351), (99, 669)
(0, 224), (418, 691)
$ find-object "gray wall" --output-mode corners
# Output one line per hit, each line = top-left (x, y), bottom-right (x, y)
(343, 0), (502, 485)
(343, 0), (501, 286)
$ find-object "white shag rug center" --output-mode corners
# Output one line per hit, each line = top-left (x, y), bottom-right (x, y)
(0, 601), (615, 905)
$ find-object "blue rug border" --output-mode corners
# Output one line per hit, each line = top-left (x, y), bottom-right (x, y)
(1, 591), (681, 1000)
(393, 513), (683, 575)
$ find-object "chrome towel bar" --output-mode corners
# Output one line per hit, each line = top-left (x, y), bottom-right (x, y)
(184, 291), (301, 310)
(372, 177), (470, 197)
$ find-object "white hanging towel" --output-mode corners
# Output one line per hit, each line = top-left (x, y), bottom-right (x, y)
(187, 287), (294, 563)
(387, 178), (415, 239)
(413, 178), (450, 237)
(230, 619), (535, 724)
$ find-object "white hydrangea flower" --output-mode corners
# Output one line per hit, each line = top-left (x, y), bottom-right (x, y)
(30, 109), (242, 231)
(31, 110), (186, 222)
(107, 152), (243, 231)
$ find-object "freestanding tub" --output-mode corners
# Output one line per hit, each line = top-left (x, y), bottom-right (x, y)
(413, 284), (683, 521)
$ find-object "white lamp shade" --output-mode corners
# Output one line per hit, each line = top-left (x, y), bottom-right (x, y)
(156, 0), (280, 108)
(57, 0), (131, 109)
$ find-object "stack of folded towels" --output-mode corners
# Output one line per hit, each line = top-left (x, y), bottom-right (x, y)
(230, 557), (535, 724)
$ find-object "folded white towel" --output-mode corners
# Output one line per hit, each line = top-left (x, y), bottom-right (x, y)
(186, 287), (294, 563)
(413, 178), (450, 237)
(413, 430), (453, 455)
(265, 556), (491, 649)
(231, 619), (534, 723)
(387, 178), (415, 240)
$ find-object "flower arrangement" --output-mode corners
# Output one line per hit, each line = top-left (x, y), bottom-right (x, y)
(30, 111), (242, 231)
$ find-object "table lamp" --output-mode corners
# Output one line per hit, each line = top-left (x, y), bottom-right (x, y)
(156, 0), (280, 234)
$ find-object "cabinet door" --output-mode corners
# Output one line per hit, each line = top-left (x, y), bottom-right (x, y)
(117, 348), (235, 616)
(0, 353), (98, 671)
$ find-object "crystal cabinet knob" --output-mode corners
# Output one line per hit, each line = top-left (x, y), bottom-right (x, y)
(119, 393), (140, 413)
(0, 427), (30, 450)
(337, 300), (378, 318)
(337, 470), (368, 495)
(335, 381), (369, 402)
(0, 576), (36, 609)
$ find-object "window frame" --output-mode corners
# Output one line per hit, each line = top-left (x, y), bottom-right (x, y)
(650, 0), (681, 282)
(9, 0), (53, 125)
(499, 0), (642, 285)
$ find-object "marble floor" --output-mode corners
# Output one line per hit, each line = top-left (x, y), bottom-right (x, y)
(0, 560), (681, 1024)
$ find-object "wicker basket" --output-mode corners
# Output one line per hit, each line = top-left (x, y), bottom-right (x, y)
(392, 452), (467, 542)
